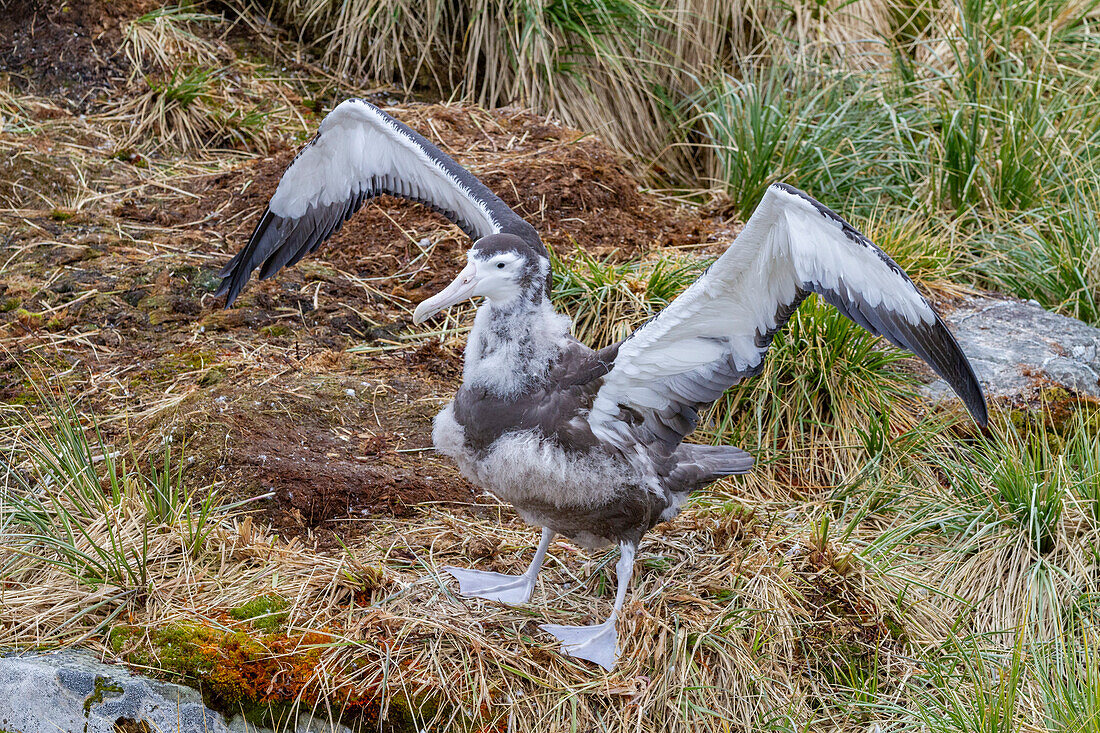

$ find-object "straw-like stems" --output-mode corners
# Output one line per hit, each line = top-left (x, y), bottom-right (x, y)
(105, 3), (304, 153)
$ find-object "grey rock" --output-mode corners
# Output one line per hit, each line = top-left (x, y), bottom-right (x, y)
(0, 649), (226, 733)
(0, 650), (353, 733)
(923, 293), (1100, 404)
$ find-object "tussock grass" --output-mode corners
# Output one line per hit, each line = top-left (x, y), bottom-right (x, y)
(0, 380), (249, 588)
(689, 65), (927, 220)
(550, 247), (705, 348)
(973, 185), (1100, 325)
(859, 412), (1100, 644)
(122, 5), (225, 74)
(264, 0), (900, 177)
(105, 2), (304, 153)
(1034, 627), (1100, 732)
(703, 299), (923, 493)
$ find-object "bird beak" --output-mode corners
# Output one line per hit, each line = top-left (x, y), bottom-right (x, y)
(412, 261), (480, 324)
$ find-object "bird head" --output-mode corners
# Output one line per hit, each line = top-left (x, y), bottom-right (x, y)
(412, 234), (550, 323)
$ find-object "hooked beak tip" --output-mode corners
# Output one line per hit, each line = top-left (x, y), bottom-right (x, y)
(410, 261), (479, 325)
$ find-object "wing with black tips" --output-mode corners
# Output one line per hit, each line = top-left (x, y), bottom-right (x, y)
(217, 99), (539, 306)
(588, 183), (988, 455)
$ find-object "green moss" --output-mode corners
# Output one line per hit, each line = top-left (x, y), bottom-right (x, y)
(883, 614), (909, 644)
(138, 295), (209, 330)
(0, 297), (20, 312)
(49, 208), (74, 222)
(193, 270), (222, 293)
(229, 594), (289, 632)
(148, 310), (173, 326)
(137, 294), (167, 316)
(136, 349), (219, 385)
(14, 308), (42, 328)
(112, 623), (304, 728)
(108, 625), (138, 654)
(83, 675), (123, 714)
(109, 621), (456, 732)
(111, 149), (148, 168)
(177, 350), (216, 372)
(4, 392), (35, 406)
(143, 624), (218, 678)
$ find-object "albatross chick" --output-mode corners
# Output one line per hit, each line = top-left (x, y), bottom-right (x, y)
(218, 99), (989, 671)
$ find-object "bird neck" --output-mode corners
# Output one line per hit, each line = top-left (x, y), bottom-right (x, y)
(463, 295), (570, 398)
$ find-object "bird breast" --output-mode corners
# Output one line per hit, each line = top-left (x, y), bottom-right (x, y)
(432, 403), (640, 516)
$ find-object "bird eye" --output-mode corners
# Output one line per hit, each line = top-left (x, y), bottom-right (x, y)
(496, 262), (506, 269)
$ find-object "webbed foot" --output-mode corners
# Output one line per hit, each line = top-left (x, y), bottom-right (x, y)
(444, 566), (536, 605)
(540, 615), (618, 671)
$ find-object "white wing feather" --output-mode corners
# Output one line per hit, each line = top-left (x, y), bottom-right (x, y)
(588, 183), (986, 452)
(218, 99), (537, 305)
(269, 100), (501, 232)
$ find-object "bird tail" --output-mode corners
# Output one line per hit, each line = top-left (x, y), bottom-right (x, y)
(668, 444), (754, 492)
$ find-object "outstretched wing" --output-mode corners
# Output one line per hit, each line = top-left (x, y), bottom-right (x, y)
(587, 182), (988, 454)
(217, 99), (540, 305)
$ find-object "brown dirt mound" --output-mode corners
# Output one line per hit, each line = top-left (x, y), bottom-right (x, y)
(163, 345), (473, 535)
(179, 104), (725, 301)
(228, 412), (467, 528)
(0, 0), (155, 103)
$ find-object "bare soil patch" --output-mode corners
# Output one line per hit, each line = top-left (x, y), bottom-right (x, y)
(174, 348), (473, 535)
(0, 0), (155, 103)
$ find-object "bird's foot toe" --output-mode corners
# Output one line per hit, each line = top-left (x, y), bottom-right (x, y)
(443, 566), (535, 605)
(540, 616), (618, 671)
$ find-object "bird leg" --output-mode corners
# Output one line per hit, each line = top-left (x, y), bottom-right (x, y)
(444, 527), (554, 605)
(540, 541), (636, 672)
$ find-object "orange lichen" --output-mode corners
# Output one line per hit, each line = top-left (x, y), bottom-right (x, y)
(107, 622), (445, 730)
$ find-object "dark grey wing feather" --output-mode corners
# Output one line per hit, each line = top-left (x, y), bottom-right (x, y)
(667, 444), (755, 493)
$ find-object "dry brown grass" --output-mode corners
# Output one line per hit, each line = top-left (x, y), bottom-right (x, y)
(261, 0), (907, 179)
(0, 452), (931, 731)
(2, 3), (1099, 731)
(102, 4), (309, 153)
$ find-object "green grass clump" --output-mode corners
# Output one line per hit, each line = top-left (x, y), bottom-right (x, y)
(147, 68), (212, 108)
(690, 65), (926, 221)
(972, 190), (1100, 325)
(702, 297), (919, 490)
(911, 637), (1027, 733)
(550, 247), (704, 348)
(0, 377), (240, 595)
(947, 422), (1066, 554)
(1034, 630), (1100, 732)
